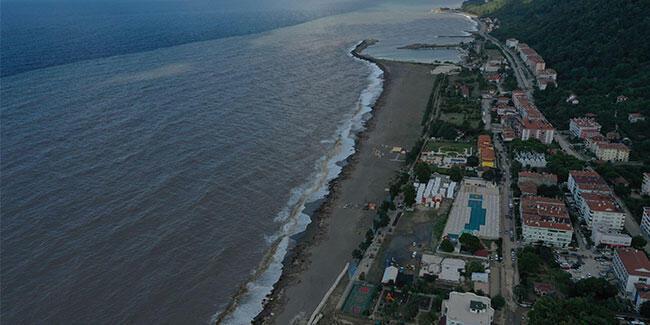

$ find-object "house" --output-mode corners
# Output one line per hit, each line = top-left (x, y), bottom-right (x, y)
(471, 272), (490, 294)
(613, 248), (650, 298)
(485, 73), (502, 83)
(617, 95), (629, 103)
(515, 152), (547, 168)
(537, 69), (557, 81)
(533, 282), (555, 296)
(506, 38), (519, 48)
(641, 207), (650, 238)
(577, 192), (625, 231)
(441, 292), (494, 325)
(518, 171), (557, 186)
(460, 84), (470, 98)
(629, 113), (646, 123)
(477, 135), (496, 168)
(593, 142), (630, 162)
(592, 226), (632, 247)
(643, 173), (650, 195)
(521, 196), (573, 248)
(382, 265), (399, 284)
(566, 94), (579, 105)
(501, 128), (515, 142)
(569, 118), (601, 139)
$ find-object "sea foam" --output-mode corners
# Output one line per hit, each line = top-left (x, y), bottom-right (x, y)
(215, 42), (384, 325)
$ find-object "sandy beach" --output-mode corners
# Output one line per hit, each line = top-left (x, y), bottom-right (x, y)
(253, 58), (435, 324)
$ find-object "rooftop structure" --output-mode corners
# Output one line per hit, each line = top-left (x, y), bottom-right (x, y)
(443, 178), (500, 240)
(441, 292), (494, 325)
(567, 170), (612, 201)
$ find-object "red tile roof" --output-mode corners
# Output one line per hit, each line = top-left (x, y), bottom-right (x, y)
(580, 192), (622, 213)
(521, 196), (572, 231)
(617, 248), (650, 277)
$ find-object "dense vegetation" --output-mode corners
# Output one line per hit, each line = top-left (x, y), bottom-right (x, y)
(464, 0), (650, 163)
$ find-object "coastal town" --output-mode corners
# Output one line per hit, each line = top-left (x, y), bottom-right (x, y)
(260, 6), (650, 325)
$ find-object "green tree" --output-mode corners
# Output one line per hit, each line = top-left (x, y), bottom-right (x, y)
(571, 277), (617, 301)
(641, 301), (650, 318)
(467, 155), (479, 167)
(459, 233), (482, 253)
(491, 295), (506, 310)
(403, 183), (417, 207)
(415, 162), (432, 183)
(517, 248), (542, 275)
(632, 235), (647, 249)
(449, 165), (464, 182)
(537, 184), (561, 198)
(440, 238), (455, 252)
(466, 260), (485, 274)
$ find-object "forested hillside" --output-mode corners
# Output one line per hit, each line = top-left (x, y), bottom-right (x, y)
(463, 0), (650, 162)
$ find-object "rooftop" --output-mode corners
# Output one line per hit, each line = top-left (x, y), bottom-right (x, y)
(580, 193), (622, 213)
(596, 142), (630, 152)
(570, 117), (601, 129)
(443, 292), (494, 325)
(569, 170), (608, 185)
(521, 196), (573, 231)
(616, 248), (650, 277)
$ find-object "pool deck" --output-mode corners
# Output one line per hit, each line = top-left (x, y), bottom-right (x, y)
(442, 177), (500, 240)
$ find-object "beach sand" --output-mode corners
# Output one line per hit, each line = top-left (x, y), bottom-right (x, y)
(253, 59), (435, 324)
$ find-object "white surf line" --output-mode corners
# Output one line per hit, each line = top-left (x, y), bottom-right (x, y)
(307, 262), (349, 325)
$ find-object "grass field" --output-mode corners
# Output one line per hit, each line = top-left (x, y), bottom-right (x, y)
(424, 140), (473, 156)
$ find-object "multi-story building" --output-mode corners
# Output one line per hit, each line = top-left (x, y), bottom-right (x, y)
(593, 142), (630, 162)
(643, 173), (650, 195)
(518, 118), (555, 144)
(441, 291), (494, 325)
(567, 170), (612, 202)
(641, 207), (650, 238)
(613, 248), (650, 298)
(577, 192), (625, 231)
(521, 196), (573, 247)
(569, 118), (601, 139)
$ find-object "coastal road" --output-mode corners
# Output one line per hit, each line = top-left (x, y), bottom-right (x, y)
(477, 24), (534, 95)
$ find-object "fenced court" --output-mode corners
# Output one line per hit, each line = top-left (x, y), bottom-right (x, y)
(341, 282), (377, 316)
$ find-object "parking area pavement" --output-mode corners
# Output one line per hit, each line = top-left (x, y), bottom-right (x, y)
(555, 248), (616, 281)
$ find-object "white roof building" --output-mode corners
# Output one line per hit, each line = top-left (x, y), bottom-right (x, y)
(442, 292), (494, 325)
(418, 254), (465, 283)
(382, 265), (399, 284)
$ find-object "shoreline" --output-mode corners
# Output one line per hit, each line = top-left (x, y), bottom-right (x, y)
(253, 44), (435, 324)
(249, 41), (390, 324)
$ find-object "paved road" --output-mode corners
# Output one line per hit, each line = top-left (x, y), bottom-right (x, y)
(553, 132), (587, 161)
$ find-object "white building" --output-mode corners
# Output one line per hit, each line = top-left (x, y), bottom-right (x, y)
(641, 207), (650, 238)
(521, 196), (573, 248)
(515, 151), (547, 168)
(567, 170), (612, 202)
(442, 292), (494, 325)
(613, 248), (650, 298)
(505, 38), (519, 48)
(592, 227), (632, 247)
(593, 142), (630, 162)
(642, 173), (650, 196)
(577, 192), (625, 231)
(569, 117), (601, 139)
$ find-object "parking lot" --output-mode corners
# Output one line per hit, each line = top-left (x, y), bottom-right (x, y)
(555, 248), (615, 281)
